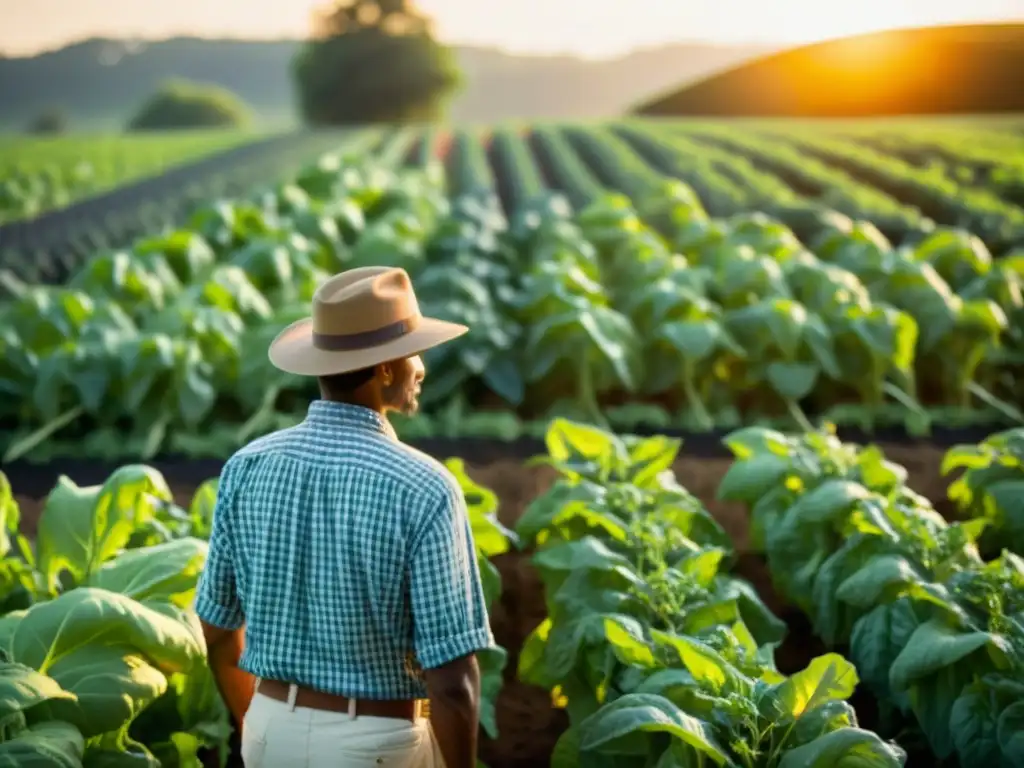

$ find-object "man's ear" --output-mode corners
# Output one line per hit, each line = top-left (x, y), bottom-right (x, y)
(378, 362), (393, 386)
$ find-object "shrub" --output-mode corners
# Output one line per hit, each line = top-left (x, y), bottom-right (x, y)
(126, 80), (251, 131)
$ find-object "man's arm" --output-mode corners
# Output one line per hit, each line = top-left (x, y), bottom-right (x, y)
(408, 485), (494, 768)
(193, 463), (256, 725)
(201, 622), (256, 726)
(424, 653), (480, 768)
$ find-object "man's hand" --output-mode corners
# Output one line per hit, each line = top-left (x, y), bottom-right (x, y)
(201, 621), (256, 726)
(424, 653), (481, 768)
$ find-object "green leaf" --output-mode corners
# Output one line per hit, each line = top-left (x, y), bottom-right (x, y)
(716, 454), (789, 504)
(550, 725), (582, 768)
(950, 686), (1002, 764)
(544, 419), (627, 472)
(648, 630), (732, 690)
(789, 480), (872, 525)
(577, 693), (727, 764)
(603, 616), (657, 669)
(477, 646), (507, 740)
(532, 537), (630, 574)
(997, 700), (1024, 764)
(579, 306), (640, 391)
(0, 661), (77, 725)
(722, 426), (793, 460)
(889, 619), (997, 693)
(849, 599), (922, 703)
(36, 466), (173, 592)
(834, 555), (923, 609)
(0, 721), (84, 767)
(940, 444), (991, 474)
(83, 538), (208, 609)
(657, 320), (720, 361)
(8, 588), (205, 738)
(767, 361), (820, 401)
(777, 726), (906, 767)
(514, 480), (605, 547)
(769, 653), (859, 720)
(0, 473), (19, 559)
(624, 435), (682, 488)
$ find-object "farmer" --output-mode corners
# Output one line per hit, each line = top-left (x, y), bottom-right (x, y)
(193, 266), (494, 768)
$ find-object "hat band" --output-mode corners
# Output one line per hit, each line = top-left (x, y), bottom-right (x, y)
(312, 315), (419, 351)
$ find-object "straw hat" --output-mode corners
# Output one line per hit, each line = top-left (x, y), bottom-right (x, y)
(268, 266), (468, 377)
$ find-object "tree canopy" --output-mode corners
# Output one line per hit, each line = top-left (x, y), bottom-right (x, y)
(293, 0), (463, 125)
(126, 79), (251, 131)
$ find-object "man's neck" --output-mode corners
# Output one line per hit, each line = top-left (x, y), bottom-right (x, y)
(321, 396), (397, 439)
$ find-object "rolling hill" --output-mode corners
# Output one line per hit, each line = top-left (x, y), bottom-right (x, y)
(0, 36), (772, 131)
(632, 24), (1024, 118)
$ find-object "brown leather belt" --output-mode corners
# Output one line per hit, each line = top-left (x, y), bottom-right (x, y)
(255, 678), (424, 720)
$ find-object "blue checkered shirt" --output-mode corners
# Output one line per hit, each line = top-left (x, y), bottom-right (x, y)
(193, 400), (495, 699)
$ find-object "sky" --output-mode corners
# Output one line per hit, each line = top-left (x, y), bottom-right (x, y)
(1, 0), (1023, 58)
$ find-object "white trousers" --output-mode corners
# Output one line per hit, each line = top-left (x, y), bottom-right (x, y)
(241, 683), (445, 768)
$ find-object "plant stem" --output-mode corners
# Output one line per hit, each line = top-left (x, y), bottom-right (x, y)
(681, 363), (714, 432)
(578, 349), (606, 427)
(968, 382), (1024, 424)
(2, 406), (85, 464)
(785, 399), (814, 432)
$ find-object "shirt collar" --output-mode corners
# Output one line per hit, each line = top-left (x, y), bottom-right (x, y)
(304, 400), (390, 437)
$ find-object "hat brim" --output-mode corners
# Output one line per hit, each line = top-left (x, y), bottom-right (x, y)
(268, 315), (469, 377)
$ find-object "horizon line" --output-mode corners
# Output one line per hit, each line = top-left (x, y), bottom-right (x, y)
(3, 19), (1016, 61)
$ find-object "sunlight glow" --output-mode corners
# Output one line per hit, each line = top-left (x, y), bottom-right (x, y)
(0, 0), (1020, 57)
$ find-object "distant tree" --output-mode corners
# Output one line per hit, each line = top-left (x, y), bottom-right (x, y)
(26, 108), (68, 134)
(126, 79), (251, 131)
(292, 0), (463, 125)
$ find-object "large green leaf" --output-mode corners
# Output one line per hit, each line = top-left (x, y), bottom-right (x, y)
(777, 727), (906, 767)
(36, 467), (173, 592)
(0, 661), (76, 727)
(0, 721), (84, 767)
(83, 538), (208, 609)
(7, 588), (205, 738)
(889, 619), (1000, 693)
(767, 653), (859, 720)
(577, 693), (727, 764)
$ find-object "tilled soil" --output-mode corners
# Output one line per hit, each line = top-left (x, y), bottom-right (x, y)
(9, 442), (955, 768)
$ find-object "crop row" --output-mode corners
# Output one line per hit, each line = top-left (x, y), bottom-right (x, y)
(752, 127), (1024, 254)
(6, 120), (1023, 287)
(720, 423), (1024, 765)
(831, 125), (1024, 210)
(2, 419), (1021, 764)
(3, 141), (1024, 462)
(0, 454), (512, 766)
(0, 130), (375, 284)
(516, 418), (907, 767)
(0, 130), (259, 225)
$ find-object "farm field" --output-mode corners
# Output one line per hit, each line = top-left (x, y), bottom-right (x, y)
(2, 118), (1023, 466)
(0, 130), (264, 224)
(2, 116), (1024, 767)
(4, 421), (1023, 767)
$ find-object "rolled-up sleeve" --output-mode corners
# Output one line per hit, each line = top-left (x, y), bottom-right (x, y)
(409, 484), (494, 669)
(194, 462), (244, 630)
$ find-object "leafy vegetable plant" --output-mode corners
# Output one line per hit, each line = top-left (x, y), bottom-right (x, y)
(0, 460), (512, 767)
(515, 419), (905, 767)
(942, 427), (1024, 558)
(719, 425), (1024, 766)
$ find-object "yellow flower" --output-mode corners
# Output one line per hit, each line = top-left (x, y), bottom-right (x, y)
(551, 686), (569, 708)
(785, 475), (804, 493)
